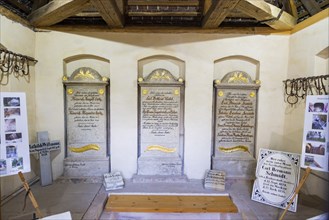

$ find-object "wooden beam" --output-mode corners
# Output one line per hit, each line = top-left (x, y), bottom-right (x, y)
(236, 0), (296, 30)
(202, 0), (241, 28)
(203, 0), (212, 15)
(91, 0), (124, 28)
(300, 0), (322, 16)
(28, 0), (90, 27)
(41, 24), (291, 35)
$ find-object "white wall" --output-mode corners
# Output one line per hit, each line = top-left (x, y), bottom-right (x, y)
(34, 31), (290, 180)
(0, 15), (37, 198)
(2, 11), (327, 202)
(286, 17), (329, 200)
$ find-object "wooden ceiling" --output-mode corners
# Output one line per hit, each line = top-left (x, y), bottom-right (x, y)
(0, 0), (328, 33)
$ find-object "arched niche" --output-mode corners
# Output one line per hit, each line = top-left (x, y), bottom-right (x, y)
(138, 55), (185, 80)
(62, 55), (111, 180)
(63, 54), (110, 79)
(135, 55), (187, 181)
(214, 55), (260, 82)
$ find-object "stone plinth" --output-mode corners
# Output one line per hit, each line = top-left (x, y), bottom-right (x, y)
(212, 155), (256, 179)
(137, 156), (183, 176)
(64, 156), (109, 177)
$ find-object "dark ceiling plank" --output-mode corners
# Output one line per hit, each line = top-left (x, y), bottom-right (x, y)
(127, 0), (200, 6)
(300, 0), (322, 16)
(32, 0), (49, 11)
(236, 0), (296, 30)
(128, 11), (200, 16)
(28, 0), (90, 27)
(0, 5), (31, 28)
(6, 0), (31, 13)
(91, 0), (124, 28)
(202, 0), (241, 28)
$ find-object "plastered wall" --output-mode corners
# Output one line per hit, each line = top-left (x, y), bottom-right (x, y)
(1, 14), (328, 201)
(0, 15), (37, 198)
(285, 17), (329, 201)
(33, 31), (289, 180)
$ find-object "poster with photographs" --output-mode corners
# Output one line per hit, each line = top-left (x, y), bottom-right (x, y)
(0, 92), (30, 177)
(301, 95), (328, 172)
(252, 149), (300, 212)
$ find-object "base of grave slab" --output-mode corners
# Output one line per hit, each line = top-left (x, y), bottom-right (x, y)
(137, 156), (183, 176)
(56, 175), (103, 183)
(64, 157), (110, 178)
(212, 156), (256, 179)
(132, 174), (189, 183)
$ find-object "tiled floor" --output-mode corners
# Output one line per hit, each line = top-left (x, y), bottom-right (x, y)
(1, 178), (328, 220)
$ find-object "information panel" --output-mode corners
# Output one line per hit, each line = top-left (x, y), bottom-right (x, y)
(252, 149), (300, 212)
(0, 92), (30, 177)
(301, 95), (328, 172)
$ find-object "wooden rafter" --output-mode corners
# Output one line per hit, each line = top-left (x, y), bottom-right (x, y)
(236, 0), (296, 30)
(202, 0), (241, 28)
(91, 0), (124, 28)
(28, 0), (90, 27)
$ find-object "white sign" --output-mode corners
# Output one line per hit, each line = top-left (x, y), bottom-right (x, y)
(0, 92), (31, 177)
(301, 95), (328, 172)
(252, 149), (300, 212)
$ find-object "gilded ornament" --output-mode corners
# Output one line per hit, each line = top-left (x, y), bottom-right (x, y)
(138, 77), (144, 82)
(74, 69), (95, 80)
(62, 76), (68, 81)
(228, 72), (248, 83)
(249, 92), (256, 98)
(150, 70), (172, 80)
(218, 91), (224, 97)
(145, 145), (176, 153)
(255, 79), (261, 85)
(98, 89), (105, 95)
(178, 78), (184, 82)
(214, 79), (221, 85)
(143, 89), (148, 95)
(218, 146), (250, 153)
(67, 88), (74, 95)
(174, 89), (179, 95)
(102, 77), (108, 82)
(69, 144), (100, 153)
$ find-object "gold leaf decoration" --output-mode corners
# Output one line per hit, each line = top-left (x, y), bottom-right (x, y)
(98, 89), (105, 95)
(69, 144), (100, 153)
(218, 146), (250, 153)
(67, 88), (74, 95)
(145, 145), (176, 153)
(218, 91), (224, 97)
(74, 69), (95, 80)
(250, 92), (256, 98)
(228, 72), (248, 83)
(143, 89), (148, 95)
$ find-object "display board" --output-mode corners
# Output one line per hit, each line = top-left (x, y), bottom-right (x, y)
(301, 95), (328, 172)
(0, 92), (30, 177)
(252, 149), (300, 212)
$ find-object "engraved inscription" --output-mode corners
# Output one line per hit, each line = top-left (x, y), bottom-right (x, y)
(66, 86), (106, 143)
(140, 87), (180, 153)
(216, 90), (256, 144)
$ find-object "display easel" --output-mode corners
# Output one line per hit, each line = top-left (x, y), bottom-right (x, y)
(279, 167), (312, 220)
(18, 171), (43, 219)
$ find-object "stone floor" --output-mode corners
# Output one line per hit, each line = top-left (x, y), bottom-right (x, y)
(1, 178), (328, 220)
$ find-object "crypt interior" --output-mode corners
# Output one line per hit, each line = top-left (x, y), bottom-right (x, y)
(0, 0), (329, 219)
